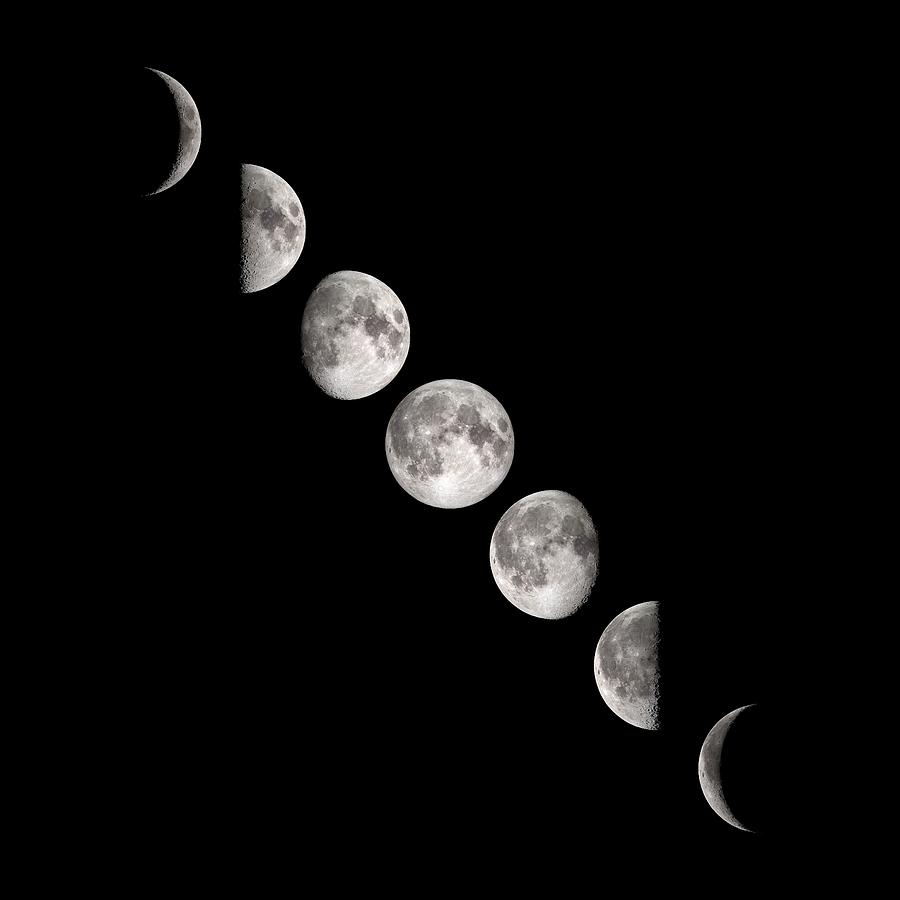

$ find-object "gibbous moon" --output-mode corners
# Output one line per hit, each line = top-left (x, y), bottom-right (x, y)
(301, 271), (410, 399)
(240, 164), (306, 293)
(698, 704), (756, 832)
(594, 602), (660, 729)
(385, 380), (513, 508)
(490, 490), (598, 619)
(144, 68), (201, 195)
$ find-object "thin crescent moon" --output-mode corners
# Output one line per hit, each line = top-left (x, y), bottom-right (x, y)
(145, 68), (201, 195)
(698, 704), (755, 832)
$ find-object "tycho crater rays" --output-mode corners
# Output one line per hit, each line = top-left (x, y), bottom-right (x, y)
(385, 380), (513, 508)
(490, 490), (599, 619)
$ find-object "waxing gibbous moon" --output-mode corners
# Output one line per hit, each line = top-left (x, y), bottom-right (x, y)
(143, 68), (201, 196)
(301, 271), (410, 399)
(594, 602), (660, 729)
(490, 491), (598, 619)
(385, 380), (513, 508)
(698, 704), (756, 832)
(240, 164), (306, 293)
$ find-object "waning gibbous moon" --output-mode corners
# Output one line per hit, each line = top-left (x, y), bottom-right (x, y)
(698, 704), (756, 832)
(144, 68), (201, 196)
(240, 164), (306, 293)
(490, 491), (598, 619)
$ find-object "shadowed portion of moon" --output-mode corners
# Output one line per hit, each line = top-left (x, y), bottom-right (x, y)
(385, 380), (513, 508)
(594, 602), (661, 729)
(142, 68), (201, 196)
(301, 271), (410, 399)
(699, 704), (759, 832)
(490, 491), (598, 619)
(240, 164), (306, 293)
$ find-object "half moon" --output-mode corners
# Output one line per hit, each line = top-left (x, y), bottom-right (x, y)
(698, 704), (755, 832)
(144, 68), (201, 195)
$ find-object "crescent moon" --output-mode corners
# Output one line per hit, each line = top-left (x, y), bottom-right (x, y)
(144, 68), (201, 195)
(698, 704), (755, 832)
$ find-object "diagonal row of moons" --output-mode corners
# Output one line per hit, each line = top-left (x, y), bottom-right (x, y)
(144, 66), (759, 833)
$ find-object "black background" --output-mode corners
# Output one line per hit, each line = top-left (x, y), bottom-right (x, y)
(114, 45), (819, 875)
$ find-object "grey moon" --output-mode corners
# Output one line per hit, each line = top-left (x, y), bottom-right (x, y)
(240, 164), (306, 293)
(489, 490), (599, 619)
(144, 68), (201, 196)
(385, 379), (513, 508)
(301, 271), (410, 399)
(698, 704), (756, 832)
(593, 601), (660, 729)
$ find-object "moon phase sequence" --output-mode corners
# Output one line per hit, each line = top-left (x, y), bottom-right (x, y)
(386, 380), (513, 508)
(144, 68), (201, 196)
(490, 491), (598, 619)
(301, 271), (409, 399)
(138, 65), (763, 835)
(594, 602), (660, 729)
(698, 704), (755, 832)
(240, 164), (306, 293)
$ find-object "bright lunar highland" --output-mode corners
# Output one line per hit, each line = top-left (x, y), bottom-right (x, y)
(144, 68), (201, 195)
(301, 271), (410, 399)
(385, 380), (513, 508)
(698, 704), (755, 832)
(594, 601), (661, 729)
(240, 164), (306, 293)
(490, 490), (598, 619)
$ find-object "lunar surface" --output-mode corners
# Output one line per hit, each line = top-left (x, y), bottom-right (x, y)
(240, 164), (306, 293)
(144, 68), (201, 195)
(699, 704), (755, 832)
(594, 602), (661, 729)
(490, 491), (598, 619)
(385, 380), (513, 508)
(301, 271), (409, 399)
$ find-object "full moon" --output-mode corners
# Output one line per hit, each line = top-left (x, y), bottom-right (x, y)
(698, 704), (756, 832)
(385, 380), (513, 508)
(594, 602), (661, 729)
(490, 490), (598, 619)
(301, 271), (410, 399)
(144, 68), (201, 196)
(240, 164), (306, 293)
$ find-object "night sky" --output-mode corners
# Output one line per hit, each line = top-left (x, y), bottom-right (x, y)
(111, 41), (818, 875)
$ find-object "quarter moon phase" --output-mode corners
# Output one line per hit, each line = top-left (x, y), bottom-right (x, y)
(240, 164), (306, 293)
(489, 490), (598, 619)
(698, 704), (756, 832)
(143, 68), (201, 196)
(593, 602), (660, 729)
(385, 380), (513, 508)
(301, 271), (410, 399)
